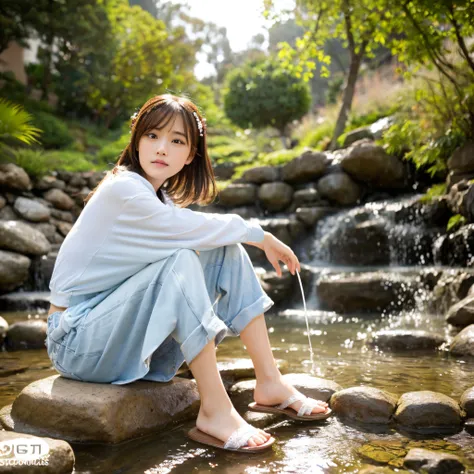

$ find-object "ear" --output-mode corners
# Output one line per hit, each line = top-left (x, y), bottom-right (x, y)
(185, 154), (194, 165)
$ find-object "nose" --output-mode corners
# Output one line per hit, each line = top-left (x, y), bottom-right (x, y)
(156, 137), (168, 156)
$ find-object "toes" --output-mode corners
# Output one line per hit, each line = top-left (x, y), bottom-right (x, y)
(258, 429), (271, 439)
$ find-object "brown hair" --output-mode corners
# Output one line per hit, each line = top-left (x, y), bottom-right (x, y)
(84, 94), (218, 207)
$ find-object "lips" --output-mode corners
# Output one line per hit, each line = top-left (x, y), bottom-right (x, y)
(152, 160), (168, 166)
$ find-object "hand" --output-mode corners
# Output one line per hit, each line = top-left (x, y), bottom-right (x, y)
(261, 232), (301, 277)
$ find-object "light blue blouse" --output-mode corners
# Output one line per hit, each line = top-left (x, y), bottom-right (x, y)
(49, 170), (265, 308)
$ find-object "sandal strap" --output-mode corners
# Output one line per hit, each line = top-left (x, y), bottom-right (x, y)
(297, 397), (320, 417)
(224, 423), (260, 450)
(277, 392), (306, 410)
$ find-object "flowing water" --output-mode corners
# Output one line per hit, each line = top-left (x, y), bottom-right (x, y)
(0, 194), (473, 472)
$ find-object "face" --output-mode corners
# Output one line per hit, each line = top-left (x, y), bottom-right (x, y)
(137, 114), (193, 192)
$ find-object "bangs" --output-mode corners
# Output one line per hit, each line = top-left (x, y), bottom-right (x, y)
(140, 102), (192, 145)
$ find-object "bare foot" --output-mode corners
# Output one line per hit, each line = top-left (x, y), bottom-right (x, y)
(196, 404), (272, 448)
(254, 375), (329, 415)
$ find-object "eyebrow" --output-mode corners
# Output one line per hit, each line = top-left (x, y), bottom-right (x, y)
(150, 128), (187, 139)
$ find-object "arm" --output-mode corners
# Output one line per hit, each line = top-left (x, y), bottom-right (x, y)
(119, 191), (265, 251)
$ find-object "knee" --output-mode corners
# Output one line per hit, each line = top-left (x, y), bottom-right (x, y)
(170, 248), (202, 273)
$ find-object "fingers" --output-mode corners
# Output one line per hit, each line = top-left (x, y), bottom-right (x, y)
(269, 257), (282, 277)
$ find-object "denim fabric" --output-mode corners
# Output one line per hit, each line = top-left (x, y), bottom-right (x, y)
(46, 244), (274, 385)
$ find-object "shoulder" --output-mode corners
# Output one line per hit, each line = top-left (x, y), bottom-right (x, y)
(105, 170), (154, 201)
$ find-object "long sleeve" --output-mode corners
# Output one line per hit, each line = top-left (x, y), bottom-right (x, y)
(117, 191), (264, 251)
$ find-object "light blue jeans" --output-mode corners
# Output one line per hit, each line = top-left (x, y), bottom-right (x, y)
(46, 244), (274, 385)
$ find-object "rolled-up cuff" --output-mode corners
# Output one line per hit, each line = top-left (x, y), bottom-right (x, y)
(226, 294), (274, 336)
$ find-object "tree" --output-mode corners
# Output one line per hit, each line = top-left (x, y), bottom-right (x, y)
(223, 59), (311, 147)
(264, 0), (396, 149)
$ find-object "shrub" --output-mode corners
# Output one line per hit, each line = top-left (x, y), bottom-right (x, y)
(32, 111), (74, 149)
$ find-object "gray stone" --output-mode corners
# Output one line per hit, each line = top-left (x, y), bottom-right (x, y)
(0, 204), (20, 220)
(241, 166), (280, 184)
(320, 219), (390, 265)
(5, 320), (48, 350)
(446, 294), (474, 327)
(50, 209), (74, 223)
(68, 175), (87, 188)
(28, 222), (57, 242)
(0, 163), (31, 191)
(260, 269), (294, 303)
(0, 250), (31, 292)
(0, 430), (75, 473)
(0, 195), (6, 209)
(218, 184), (258, 207)
(460, 386), (474, 418)
(213, 162), (237, 180)
(296, 207), (334, 227)
(228, 206), (259, 219)
(13, 197), (51, 222)
(43, 189), (75, 211)
(317, 172), (362, 205)
(0, 220), (51, 256)
(447, 171), (474, 190)
(403, 448), (465, 474)
(291, 188), (321, 209)
(316, 271), (418, 313)
(330, 386), (398, 424)
(56, 221), (72, 237)
(449, 324), (474, 357)
(258, 182), (294, 212)
(447, 141), (474, 174)
(343, 126), (374, 147)
(34, 175), (66, 191)
(341, 141), (406, 188)
(367, 330), (446, 351)
(0, 375), (200, 444)
(281, 150), (328, 184)
(394, 391), (462, 430)
(258, 218), (292, 245)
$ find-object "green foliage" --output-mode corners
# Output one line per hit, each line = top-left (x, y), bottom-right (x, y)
(382, 74), (473, 177)
(420, 183), (447, 203)
(447, 214), (466, 232)
(31, 111), (74, 149)
(223, 58), (311, 134)
(0, 99), (42, 152)
(96, 132), (131, 166)
(12, 148), (97, 179)
(299, 122), (334, 150)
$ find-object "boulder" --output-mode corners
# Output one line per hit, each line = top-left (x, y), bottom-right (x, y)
(28, 222), (57, 243)
(317, 172), (362, 205)
(296, 207), (334, 227)
(56, 221), (73, 237)
(0, 250), (31, 292)
(258, 218), (292, 245)
(447, 179), (474, 221)
(258, 182), (294, 212)
(319, 219), (390, 265)
(341, 141), (406, 188)
(0, 220), (51, 256)
(0, 375), (200, 444)
(449, 324), (474, 357)
(241, 166), (280, 184)
(259, 270), (294, 304)
(394, 391), (463, 430)
(290, 187), (322, 211)
(34, 175), (66, 191)
(447, 142), (474, 174)
(433, 224), (474, 267)
(430, 270), (474, 313)
(367, 330), (446, 351)
(218, 184), (258, 207)
(343, 126), (374, 147)
(228, 206), (259, 219)
(0, 163), (31, 191)
(68, 175), (87, 188)
(446, 294), (474, 327)
(281, 150), (328, 184)
(213, 162), (237, 180)
(0, 195), (6, 209)
(50, 209), (74, 223)
(43, 189), (75, 211)
(330, 386), (398, 424)
(316, 271), (418, 313)
(13, 197), (51, 222)
(460, 386), (474, 418)
(0, 430), (75, 473)
(447, 171), (474, 190)
(0, 204), (20, 220)
(5, 320), (48, 350)
(229, 374), (341, 407)
(403, 448), (465, 474)
(87, 171), (107, 189)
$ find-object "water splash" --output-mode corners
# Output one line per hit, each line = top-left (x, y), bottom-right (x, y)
(296, 269), (316, 376)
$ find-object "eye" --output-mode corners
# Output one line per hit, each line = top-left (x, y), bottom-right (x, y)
(172, 138), (186, 145)
(147, 132), (157, 139)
